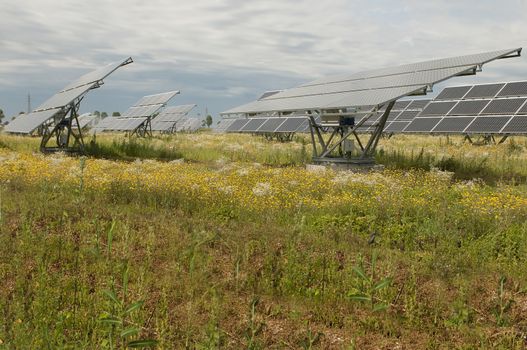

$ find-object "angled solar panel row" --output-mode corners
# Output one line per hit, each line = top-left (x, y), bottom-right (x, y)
(134, 91), (180, 106)
(93, 117), (148, 132)
(123, 104), (165, 118)
(214, 119), (236, 132)
(435, 81), (527, 100)
(404, 80), (527, 135)
(222, 116), (322, 134)
(355, 98), (431, 133)
(150, 105), (197, 132)
(154, 104), (196, 122)
(177, 118), (201, 132)
(4, 109), (63, 134)
(5, 57), (133, 135)
(98, 91), (181, 133)
(61, 57), (133, 92)
(221, 49), (522, 117)
(72, 114), (99, 129)
(404, 116), (525, 134)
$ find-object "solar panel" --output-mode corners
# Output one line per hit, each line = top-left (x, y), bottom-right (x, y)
(406, 99), (431, 110)
(403, 80), (527, 137)
(480, 98), (526, 115)
(99, 117), (148, 131)
(393, 100), (412, 110)
(110, 119), (125, 131)
(275, 118), (306, 133)
(188, 118), (202, 132)
(123, 104), (165, 118)
(432, 117), (475, 133)
(121, 118), (148, 131)
(447, 100), (490, 115)
(91, 117), (117, 133)
(73, 114), (98, 129)
(150, 120), (169, 132)
(394, 110), (419, 121)
(105, 118), (125, 131)
(226, 119), (250, 132)
(497, 81), (527, 97)
(386, 111), (401, 121)
(465, 116), (512, 133)
(464, 83), (504, 99)
(240, 118), (266, 132)
(134, 91), (180, 106)
(61, 57), (133, 91)
(384, 121), (410, 132)
(222, 48), (521, 116)
(36, 84), (96, 111)
(517, 101), (527, 115)
(215, 119), (236, 132)
(178, 118), (201, 132)
(153, 105), (196, 123)
(4, 108), (62, 133)
(257, 118), (286, 132)
(296, 119), (311, 132)
(5, 58), (132, 140)
(435, 86), (471, 100)
(259, 90), (282, 99)
(101, 91), (182, 134)
(501, 116), (527, 134)
(403, 117), (442, 132)
(419, 101), (457, 116)
(291, 115), (321, 133)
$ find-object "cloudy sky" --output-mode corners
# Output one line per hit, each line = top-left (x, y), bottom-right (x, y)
(1, 0), (526, 122)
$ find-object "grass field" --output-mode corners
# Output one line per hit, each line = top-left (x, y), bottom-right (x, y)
(1, 131), (527, 349)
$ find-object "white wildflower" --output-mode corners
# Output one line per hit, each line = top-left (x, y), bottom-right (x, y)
(252, 182), (272, 196)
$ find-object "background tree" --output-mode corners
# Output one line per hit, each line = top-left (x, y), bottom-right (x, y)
(101, 112), (108, 118)
(206, 115), (213, 128)
(93, 111), (101, 117)
(112, 112), (121, 117)
(0, 109), (5, 124)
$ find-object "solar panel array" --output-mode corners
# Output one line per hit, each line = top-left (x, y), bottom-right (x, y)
(92, 117), (148, 133)
(177, 118), (202, 132)
(217, 98), (431, 135)
(356, 99), (431, 133)
(221, 48), (521, 118)
(150, 104), (196, 132)
(221, 115), (319, 134)
(97, 91), (180, 133)
(72, 113), (99, 129)
(5, 57), (132, 134)
(404, 81), (527, 134)
(214, 119), (236, 132)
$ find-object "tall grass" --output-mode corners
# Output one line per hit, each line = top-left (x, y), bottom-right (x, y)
(2, 132), (527, 183)
(84, 137), (183, 161)
(1, 133), (527, 347)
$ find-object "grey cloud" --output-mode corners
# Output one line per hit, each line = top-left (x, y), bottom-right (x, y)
(1, 0), (526, 119)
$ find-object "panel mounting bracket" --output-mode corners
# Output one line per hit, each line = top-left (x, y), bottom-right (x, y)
(40, 100), (86, 153)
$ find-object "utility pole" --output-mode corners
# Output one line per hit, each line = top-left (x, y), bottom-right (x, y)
(27, 93), (31, 114)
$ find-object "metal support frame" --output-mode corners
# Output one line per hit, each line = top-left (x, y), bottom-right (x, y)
(131, 117), (153, 138)
(263, 132), (294, 142)
(498, 135), (509, 144)
(463, 133), (509, 145)
(40, 100), (85, 153)
(309, 101), (396, 165)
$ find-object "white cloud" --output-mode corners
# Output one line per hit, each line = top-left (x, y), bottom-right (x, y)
(0, 0), (526, 118)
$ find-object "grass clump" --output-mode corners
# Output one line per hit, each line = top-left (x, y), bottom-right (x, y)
(85, 137), (183, 161)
